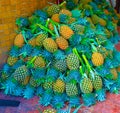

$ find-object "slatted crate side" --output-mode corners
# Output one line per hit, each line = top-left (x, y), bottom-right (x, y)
(0, 0), (56, 67)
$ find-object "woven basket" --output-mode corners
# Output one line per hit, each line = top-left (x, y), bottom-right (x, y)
(0, 0), (56, 67)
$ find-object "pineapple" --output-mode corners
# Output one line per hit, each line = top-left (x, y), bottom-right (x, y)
(7, 46), (19, 66)
(43, 38), (58, 53)
(47, 4), (60, 17)
(66, 83), (78, 96)
(34, 56), (46, 68)
(29, 77), (40, 87)
(54, 59), (67, 72)
(91, 75), (103, 90)
(60, 25), (74, 39)
(14, 33), (24, 47)
(110, 68), (118, 80)
(55, 36), (69, 50)
(80, 77), (93, 94)
(43, 79), (53, 90)
(51, 14), (60, 23)
(53, 78), (65, 93)
(1, 72), (9, 80)
(36, 33), (48, 47)
(92, 52), (104, 66)
(66, 53), (80, 70)
(13, 65), (30, 85)
(28, 38), (36, 47)
(48, 23), (54, 31)
(59, 9), (72, 16)
(7, 56), (18, 66)
(43, 108), (56, 113)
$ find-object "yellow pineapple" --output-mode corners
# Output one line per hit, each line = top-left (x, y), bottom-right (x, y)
(55, 36), (68, 50)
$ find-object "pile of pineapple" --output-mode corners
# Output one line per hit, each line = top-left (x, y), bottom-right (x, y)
(1, 0), (120, 111)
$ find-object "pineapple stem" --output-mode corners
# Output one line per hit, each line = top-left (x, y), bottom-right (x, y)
(82, 54), (91, 72)
(72, 48), (84, 67)
(45, 18), (50, 27)
(21, 30), (28, 44)
(90, 43), (98, 53)
(59, 1), (66, 7)
(79, 66), (84, 76)
(54, 25), (60, 37)
(37, 24), (56, 36)
(27, 56), (37, 67)
(73, 104), (84, 113)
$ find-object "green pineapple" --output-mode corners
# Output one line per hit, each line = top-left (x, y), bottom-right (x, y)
(54, 59), (67, 72)
(43, 79), (53, 90)
(47, 4), (60, 17)
(29, 77), (40, 87)
(80, 77), (93, 94)
(13, 65), (30, 85)
(90, 75), (103, 90)
(66, 82), (78, 96)
(66, 53), (80, 70)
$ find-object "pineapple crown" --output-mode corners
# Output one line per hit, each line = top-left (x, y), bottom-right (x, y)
(42, 49), (53, 61)
(109, 35), (120, 45)
(104, 58), (114, 68)
(30, 47), (42, 56)
(16, 17), (29, 28)
(1, 79), (17, 95)
(36, 86), (44, 96)
(95, 66), (110, 77)
(82, 93), (96, 106)
(12, 60), (24, 70)
(2, 64), (11, 73)
(59, 14), (69, 24)
(9, 46), (19, 57)
(65, 47), (73, 55)
(71, 9), (81, 18)
(31, 68), (46, 79)
(51, 94), (66, 109)
(66, 70), (81, 83)
(89, 2), (99, 11)
(12, 86), (23, 96)
(66, 0), (77, 10)
(23, 85), (35, 99)
(34, 10), (48, 20)
(24, 29), (33, 40)
(106, 22), (115, 31)
(46, 67), (59, 80)
(69, 96), (80, 107)
(39, 89), (53, 106)
(85, 28), (96, 38)
(53, 50), (66, 60)
(19, 44), (33, 57)
(95, 89), (106, 101)
(69, 34), (81, 47)
(76, 18), (88, 25)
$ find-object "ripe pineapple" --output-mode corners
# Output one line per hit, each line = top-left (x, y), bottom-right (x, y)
(80, 77), (93, 94)
(7, 46), (19, 66)
(7, 56), (18, 66)
(59, 9), (72, 16)
(60, 25), (74, 39)
(28, 38), (36, 47)
(66, 53), (80, 70)
(43, 108), (56, 113)
(51, 14), (60, 22)
(54, 59), (67, 72)
(48, 23), (54, 30)
(36, 33), (48, 47)
(66, 83), (78, 96)
(55, 36), (68, 50)
(53, 79), (65, 93)
(43, 38), (58, 53)
(92, 52), (104, 66)
(110, 68), (118, 80)
(47, 4), (60, 17)
(91, 75), (103, 90)
(33, 56), (46, 68)
(13, 65), (30, 85)
(14, 33), (24, 47)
